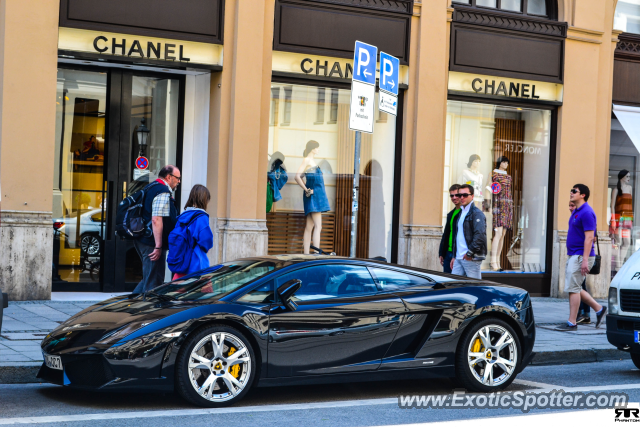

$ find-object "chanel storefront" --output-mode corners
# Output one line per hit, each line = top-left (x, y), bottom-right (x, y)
(265, 0), (412, 262)
(0, 0), (622, 299)
(51, 1), (223, 292)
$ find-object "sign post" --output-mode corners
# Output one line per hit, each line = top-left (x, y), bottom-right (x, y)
(348, 41), (377, 258)
(378, 52), (400, 116)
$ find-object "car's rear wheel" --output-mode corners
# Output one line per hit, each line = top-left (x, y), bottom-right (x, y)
(176, 325), (255, 407)
(455, 317), (521, 392)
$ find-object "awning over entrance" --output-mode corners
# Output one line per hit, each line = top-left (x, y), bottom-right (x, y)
(613, 104), (640, 154)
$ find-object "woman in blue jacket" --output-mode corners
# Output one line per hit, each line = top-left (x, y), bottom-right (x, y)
(169, 184), (214, 280)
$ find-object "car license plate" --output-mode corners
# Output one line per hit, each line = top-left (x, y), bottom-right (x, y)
(44, 354), (62, 370)
(635, 331), (640, 343)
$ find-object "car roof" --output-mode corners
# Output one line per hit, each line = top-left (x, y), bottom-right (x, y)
(240, 255), (510, 286)
(239, 255), (441, 275)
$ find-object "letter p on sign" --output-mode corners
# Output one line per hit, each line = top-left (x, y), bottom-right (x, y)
(357, 48), (369, 77)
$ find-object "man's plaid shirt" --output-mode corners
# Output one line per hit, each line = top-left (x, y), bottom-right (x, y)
(151, 180), (172, 217)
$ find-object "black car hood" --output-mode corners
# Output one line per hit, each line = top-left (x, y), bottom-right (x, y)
(41, 296), (196, 354)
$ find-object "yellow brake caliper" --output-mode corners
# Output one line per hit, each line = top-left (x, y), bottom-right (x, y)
(471, 338), (483, 366)
(228, 347), (240, 378)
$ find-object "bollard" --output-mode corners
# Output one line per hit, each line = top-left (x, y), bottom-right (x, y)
(0, 291), (7, 334)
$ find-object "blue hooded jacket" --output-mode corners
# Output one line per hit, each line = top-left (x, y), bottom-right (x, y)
(169, 208), (213, 274)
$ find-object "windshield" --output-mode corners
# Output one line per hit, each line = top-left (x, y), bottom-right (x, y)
(153, 260), (279, 301)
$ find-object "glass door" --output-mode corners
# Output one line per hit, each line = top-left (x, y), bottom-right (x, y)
(121, 75), (181, 288)
(104, 73), (183, 292)
(53, 67), (183, 292)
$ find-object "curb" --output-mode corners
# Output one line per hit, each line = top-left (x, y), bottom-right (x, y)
(0, 364), (41, 384)
(530, 348), (631, 366)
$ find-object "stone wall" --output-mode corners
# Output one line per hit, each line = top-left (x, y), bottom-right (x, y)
(397, 224), (443, 271)
(551, 230), (611, 299)
(0, 211), (52, 301)
(212, 218), (268, 264)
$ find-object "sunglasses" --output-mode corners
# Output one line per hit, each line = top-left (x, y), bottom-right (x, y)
(570, 189), (579, 194)
(452, 193), (471, 198)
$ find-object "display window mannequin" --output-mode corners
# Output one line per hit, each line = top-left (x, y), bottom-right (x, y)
(490, 156), (513, 271)
(611, 169), (633, 270)
(459, 154), (485, 210)
(295, 140), (330, 254)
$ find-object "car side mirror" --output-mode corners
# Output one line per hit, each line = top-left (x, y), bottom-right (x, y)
(277, 279), (301, 311)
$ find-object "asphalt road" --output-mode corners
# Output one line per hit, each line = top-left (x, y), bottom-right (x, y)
(1, 360), (639, 426)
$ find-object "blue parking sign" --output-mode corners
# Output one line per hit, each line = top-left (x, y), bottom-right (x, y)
(379, 52), (399, 96)
(352, 41), (377, 86)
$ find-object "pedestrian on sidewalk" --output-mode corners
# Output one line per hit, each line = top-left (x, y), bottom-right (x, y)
(168, 184), (214, 281)
(556, 184), (606, 331)
(133, 165), (180, 294)
(439, 184), (462, 274)
(569, 200), (592, 324)
(450, 184), (487, 279)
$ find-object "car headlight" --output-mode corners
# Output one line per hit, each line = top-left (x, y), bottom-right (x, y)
(97, 320), (156, 345)
(609, 286), (619, 315)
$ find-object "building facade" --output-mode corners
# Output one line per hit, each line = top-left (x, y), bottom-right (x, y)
(0, 0), (620, 300)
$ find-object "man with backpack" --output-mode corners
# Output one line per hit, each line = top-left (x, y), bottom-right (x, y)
(133, 165), (180, 294)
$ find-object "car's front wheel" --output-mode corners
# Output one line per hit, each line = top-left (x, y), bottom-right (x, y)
(175, 325), (256, 407)
(455, 317), (521, 392)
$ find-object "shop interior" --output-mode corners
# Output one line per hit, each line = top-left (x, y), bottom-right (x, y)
(444, 100), (552, 273)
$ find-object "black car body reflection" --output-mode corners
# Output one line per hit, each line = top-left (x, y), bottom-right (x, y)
(38, 255), (535, 399)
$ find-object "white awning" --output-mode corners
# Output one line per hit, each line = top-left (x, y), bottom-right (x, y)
(613, 104), (640, 154)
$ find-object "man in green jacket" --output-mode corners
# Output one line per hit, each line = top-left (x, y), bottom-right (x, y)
(439, 184), (461, 273)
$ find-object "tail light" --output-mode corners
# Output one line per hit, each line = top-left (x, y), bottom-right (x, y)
(53, 221), (65, 230)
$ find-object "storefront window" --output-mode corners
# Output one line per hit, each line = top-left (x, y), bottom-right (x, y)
(443, 100), (552, 273)
(610, 105), (640, 276)
(267, 83), (397, 260)
(52, 70), (181, 286)
(52, 69), (107, 283)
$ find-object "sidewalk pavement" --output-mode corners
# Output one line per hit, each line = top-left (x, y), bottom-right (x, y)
(0, 295), (628, 383)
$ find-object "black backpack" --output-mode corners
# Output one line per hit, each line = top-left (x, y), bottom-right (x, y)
(115, 182), (159, 240)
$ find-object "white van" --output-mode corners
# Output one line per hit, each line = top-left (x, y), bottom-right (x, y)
(607, 249), (640, 368)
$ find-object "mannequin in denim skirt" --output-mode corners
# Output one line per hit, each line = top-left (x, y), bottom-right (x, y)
(295, 140), (330, 254)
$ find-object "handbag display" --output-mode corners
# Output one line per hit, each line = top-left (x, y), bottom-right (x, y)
(589, 234), (601, 275)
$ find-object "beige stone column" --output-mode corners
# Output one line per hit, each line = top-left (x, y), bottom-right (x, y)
(0, 0), (58, 300)
(551, 1), (617, 298)
(207, 0), (274, 263)
(397, 0), (451, 271)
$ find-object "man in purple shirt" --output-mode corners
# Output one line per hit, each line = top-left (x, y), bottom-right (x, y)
(556, 184), (606, 331)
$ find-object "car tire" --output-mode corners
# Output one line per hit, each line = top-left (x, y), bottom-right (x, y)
(80, 233), (102, 256)
(631, 353), (640, 370)
(455, 317), (521, 393)
(175, 324), (256, 407)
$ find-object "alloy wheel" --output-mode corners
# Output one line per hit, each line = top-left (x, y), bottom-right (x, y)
(467, 325), (517, 387)
(188, 332), (251, 402)
(81, 235), (101, 255)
